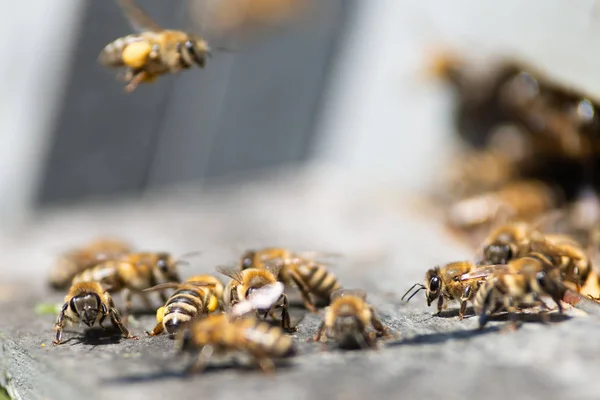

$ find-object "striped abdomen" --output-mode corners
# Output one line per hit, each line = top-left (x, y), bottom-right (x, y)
(295, 263), (341, 300)
(237, 319), (296, 358)
(163, 288), (211, 334)
(72, 263), (121, 290)
(98, 34), (146, 67)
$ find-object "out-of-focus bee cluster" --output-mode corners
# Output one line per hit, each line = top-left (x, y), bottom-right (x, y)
(48, 240), (391, 373)
(401, 53), (600, 329)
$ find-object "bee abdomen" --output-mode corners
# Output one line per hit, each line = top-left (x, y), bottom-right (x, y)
(163, 290), (205, 334)
(243, 321), (295, 358)
(98, 35), (143, 67)
(299, 264), (341, 299)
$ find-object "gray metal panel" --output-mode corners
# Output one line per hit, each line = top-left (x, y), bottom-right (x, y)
(37, 0), (186, 205)
(37, 0), (352, 204)
(148, 0), (350, 185)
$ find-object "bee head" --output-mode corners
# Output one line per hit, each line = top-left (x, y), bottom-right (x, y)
(425, 268), (442, 306)
(185, 36), (210, 67)
(483, 243), (514, 264)
(240, 250), (256, 269)
(155, 253), (181, 283)
(70, 293), (105, 327)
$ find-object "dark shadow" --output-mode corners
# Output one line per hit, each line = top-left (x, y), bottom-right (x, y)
(129, 307), (159, 317)
(61, 326), (126, 346)
(483, 311), (572, 324)
(436, 306), (476, 319)
(385, 325), (502, 347)
(103, 359), (295, 385)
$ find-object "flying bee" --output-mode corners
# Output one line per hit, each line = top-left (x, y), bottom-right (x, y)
(402, 261), (492, 320)
(53, 281), (138, 345)
(313, 289), (390, 350)
(176, 313), (296, 374)
(472, 252), (565, 329)
(48, 238), (133, 290)
(240, 248), (342, 311)
(144, 275), (224, 337)
(98, 0), (211, 92)
(447, 180), (561, 231)
(72, 251), (185, 317)
(217, 261), (295, 332)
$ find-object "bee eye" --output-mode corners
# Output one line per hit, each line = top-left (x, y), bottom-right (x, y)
(429, 276), (441, 292)
(185, 40), (194, 49)
(245, 288), (256, 298)
(242, 258), (253, 269)
(503, 245), (513, 260)
(157, 259), (168, 272)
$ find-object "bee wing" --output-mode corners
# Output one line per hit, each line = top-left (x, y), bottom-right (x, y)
(216, 265), (244, 283)
(231, 282), (284, 316)
(460, 265), (510, 281)
(143, 282), (181, 292)
(263, 259), (285, 278)
(330, 288), (367, 301)
(116, 0), (164, 33)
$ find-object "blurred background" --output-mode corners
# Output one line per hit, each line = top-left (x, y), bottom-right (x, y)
(3, 0), (600, 226)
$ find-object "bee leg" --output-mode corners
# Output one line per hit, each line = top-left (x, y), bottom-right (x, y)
(52, 302), (69, 345)
(459, 285), (474, 320)
(124, 70), (150, 93)
(502, 300), (521, 332)
(121, 289), (133, 323)
(312, 321), (326, 342)
(369, 307), (390, 338)
(109, 297), (139, 340)
(436, 295), (444, 316)
(477, 287), (496, 330)
(255, 357), (276, 374)
(280, 294), (297, 333)
(288, 270), (317, 312)
(145, 322), (164, 336)
(185, 345), (213, 375)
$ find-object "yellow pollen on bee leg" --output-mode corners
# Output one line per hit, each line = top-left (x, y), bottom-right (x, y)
(156, 306), (165, 324)
(121, 41), (152, 69)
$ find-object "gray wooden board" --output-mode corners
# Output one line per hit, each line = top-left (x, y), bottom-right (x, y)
(3, 170), (600, 399)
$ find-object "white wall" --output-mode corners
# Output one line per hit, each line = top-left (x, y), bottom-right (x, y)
(0, 1), (85, 227)
(315, 0), (600, 190)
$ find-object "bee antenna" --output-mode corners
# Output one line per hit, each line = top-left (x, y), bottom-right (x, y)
(174, 260), (191, 267)
(401, 283), (425, 302)
(179, 251), (202, 260)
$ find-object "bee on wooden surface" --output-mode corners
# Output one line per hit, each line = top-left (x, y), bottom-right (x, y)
(313, 289), (390, 349)
(53, 282), (138, 345)
(402, 261), (489, 320)
(447, 180), (561, 231)
(144, 274), (224, 337)
(98, 0), (211, 92)
(176, 313), (296, 374)
(240, 248), (342, 311)
(530, 233), (593, 293)
(48, 238), (133, 290)
(217, 261), (295, 332)
(472, 252), (565, 329)
(72, 252), (184, 316)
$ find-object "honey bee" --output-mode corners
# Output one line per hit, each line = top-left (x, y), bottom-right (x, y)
(72, 252), (183, 316)
(144, 274), (225, 337)
(240, 248), (342, 311)
(98, 0), (211, 92)
(53, 282), (138, 345)
(472, 252), (565, 329)
(217, 262), (295, 332)
(176, 313), (296, 374)
(402, 261), (489, 320)
(447, 180), (561, 230)
(313, 289), (390, 349)
(48, 238), (132, 290)
(530, 233), (592, 292)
